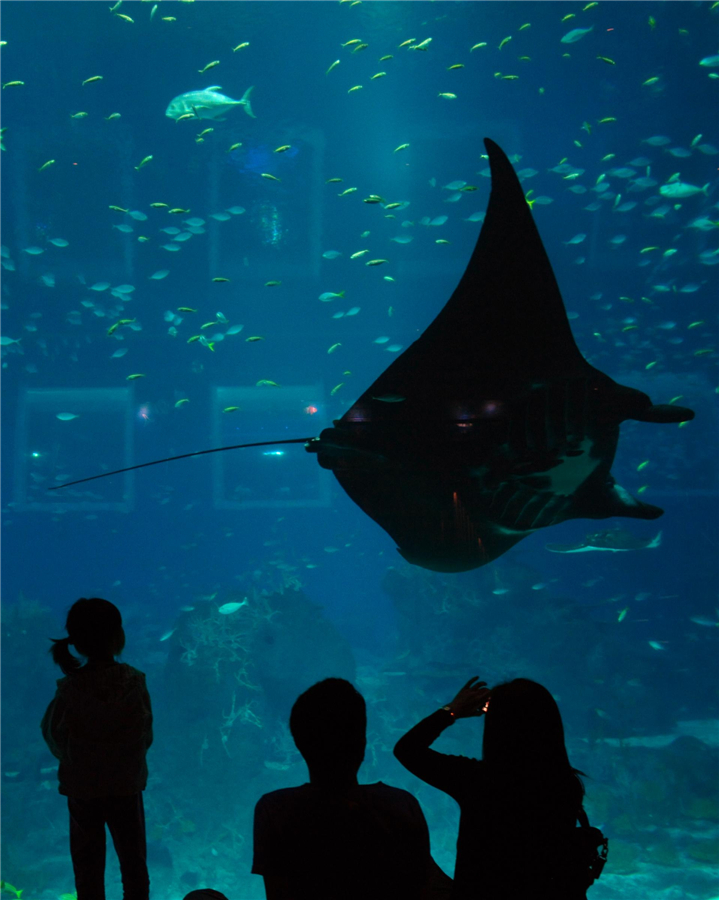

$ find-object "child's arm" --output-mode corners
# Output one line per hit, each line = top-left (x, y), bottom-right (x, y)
(40, 691), (69, 761)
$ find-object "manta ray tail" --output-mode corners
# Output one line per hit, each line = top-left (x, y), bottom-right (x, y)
(47, 436), (315, 492)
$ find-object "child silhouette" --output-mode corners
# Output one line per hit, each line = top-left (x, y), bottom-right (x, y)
(41, 597), (153, 900)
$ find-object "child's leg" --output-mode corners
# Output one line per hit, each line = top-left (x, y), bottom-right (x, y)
(68, 797), (107, 900)
(106, 793), (150, 900)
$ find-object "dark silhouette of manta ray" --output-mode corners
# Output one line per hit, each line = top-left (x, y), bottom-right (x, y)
(51, 138), (694, 573)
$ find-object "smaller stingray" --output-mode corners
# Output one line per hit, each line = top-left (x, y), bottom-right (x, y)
(546, 529), (662, 553)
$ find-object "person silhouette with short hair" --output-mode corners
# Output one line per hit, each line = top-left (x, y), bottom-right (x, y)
(41, 597), (153, 900)
(395, 677), (589, 900)
(253, 677), (448, 900)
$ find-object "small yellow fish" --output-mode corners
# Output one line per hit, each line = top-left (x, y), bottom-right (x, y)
(138, 236), (150, 242)
(694, 349), (713, 357)
(602, 153), (616, 161)
(597, 56), (616, 65)
(175, 113), (196, 123)
(261, 173), (281, 181)
(126, 373), (145, 381)
(447, 64), (465, 70)
(561, 13), (575, 21)
(198, 61), (220, 74)
(175, 399), (190, 407)
(688, 321), (704, 329)
(363, 195), (383, 203)
(394, 143), (410, 152)
(246, 336), (265, 342)
(256, 379), (280, 387)
(115, 13), (134, 22)
(348, 85), (363, 93)
(223, 406), (240, 412)
(187, 335), (201, 343)
(109, 205), (128, 213)
(326, 178), (343, 184)
(384, 202), (402, 210)
(135, 155), (153, 170)
(338, 187), (357, 196)
(168, 208), (190, 214)
(70, 111), (88, 118)
(212, 277), (230, 283)
(197, 128), (213, 138)
(669, 395), (684, 404)
(617, 608), (629, 623)
(498, 36), (512, 50)
(150, 202), (168, 208)
(82, 76), (103, 85)
(643, 77), (660, 86)
(583, 1), (598, 10)
(330, 383), (344, 395)
(519, 23), (531, 31)
(342, 39), (363, 47)
(436, 239), (450, 244)
(640, 247), (659, 254)
(38, 159), (55, 172)
(178, 307), (197, 312)
(201, 321), (218, 329)
(2, 81), (24, 88)
(326, 59), (341, 75)
(105, 113), (122, 120)
(370, 72), (386, 80)
(227, 143), (242, 152)
(274, 145), (291, 153)
(379, 55), (393, 61)
(161, 16), (176, 22)
(648, 15), (656, 29)
(502, 75), (519, 80)
(264, 280), (281, 287)
(350, 250), (369, 259)
(637, 460), (650, 472)
(232, 42), (250, 52)
(438, 92), (457, 99)
(352, 43), (369, 53)
(366, 259), (389, 266)
(470, 42), (487, 51)
(398, 39), (416, 49)
(328, 343), (341, 354)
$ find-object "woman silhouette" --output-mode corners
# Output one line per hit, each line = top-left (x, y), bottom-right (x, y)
(41, 598), (153, 900)
(395, 677), (589, 899)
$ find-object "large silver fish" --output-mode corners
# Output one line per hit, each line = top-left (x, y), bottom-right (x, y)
(165, 85), (255, 121)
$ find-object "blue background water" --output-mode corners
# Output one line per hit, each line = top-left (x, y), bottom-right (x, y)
(1, 2), (718, 898)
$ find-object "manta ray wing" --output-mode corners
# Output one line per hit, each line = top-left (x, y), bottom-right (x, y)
(308, 138), (694, 572)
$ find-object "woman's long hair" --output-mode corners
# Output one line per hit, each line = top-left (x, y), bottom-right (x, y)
(48, 597), (125, 676)
(482, 678), (585, 796)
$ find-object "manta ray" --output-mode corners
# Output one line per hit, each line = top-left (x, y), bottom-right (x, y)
(51, 138), (694, 573)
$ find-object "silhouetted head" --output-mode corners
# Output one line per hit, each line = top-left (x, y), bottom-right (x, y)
(290, 678), (367, 783)
(483, 678), (584, 790)
(49, 597), (126, 675)
(182, 891), (229, 900)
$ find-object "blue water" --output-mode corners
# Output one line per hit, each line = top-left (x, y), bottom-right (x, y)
(2, 2), (718, 898)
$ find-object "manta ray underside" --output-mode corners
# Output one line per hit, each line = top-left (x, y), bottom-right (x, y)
(305, 138), (695, 572)
(52, 139), (694, 573)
